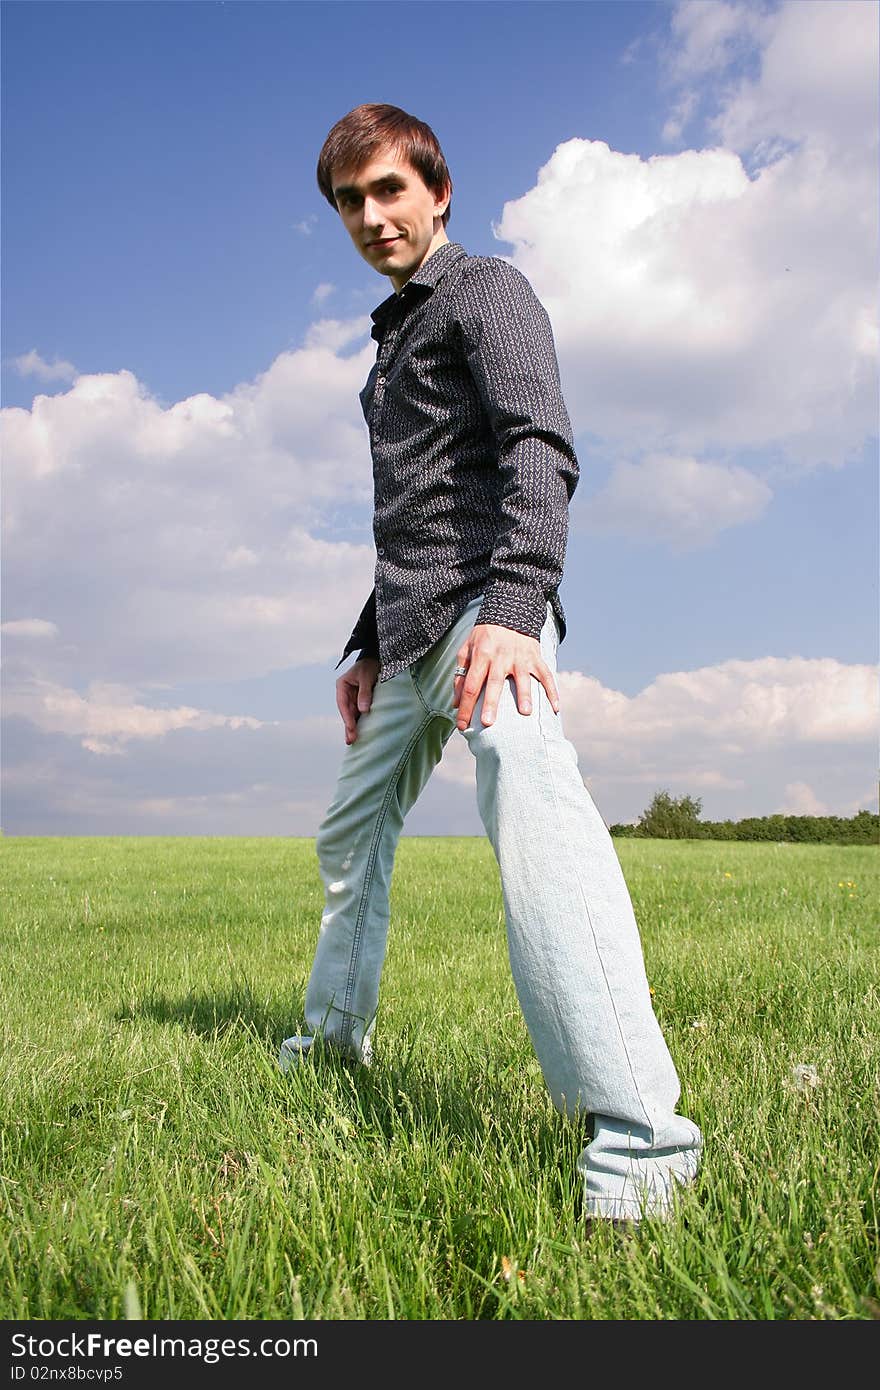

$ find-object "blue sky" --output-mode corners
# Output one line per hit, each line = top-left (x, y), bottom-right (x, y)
(2, 0), (878, 835)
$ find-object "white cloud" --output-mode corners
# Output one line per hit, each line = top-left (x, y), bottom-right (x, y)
(665, 1), (774, 85)
(304, 315), (372, 352)
(662, 89), (699, 145)
(585, 451), (772, 546)
(779, 780), (828, 815)
(3, 674), (266, 754)
(2, 339), (378, 688)
(1, 618), (59, 639)
(1, 710), (345, 835)
(555, 657), (877, 748)
(708, 0), (879, 158)
(3, 652), (874, 833)
(433, 654), (878, 824)
(311, 282), (335, 305)
(221, 545), (260, 570)
(8, 349), (78, 383)
(495, 0), (877, 469)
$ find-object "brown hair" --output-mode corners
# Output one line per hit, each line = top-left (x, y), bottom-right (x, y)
(317, 103), (453, 227)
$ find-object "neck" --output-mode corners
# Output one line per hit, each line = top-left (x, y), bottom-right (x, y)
(391, 227), (450, 292)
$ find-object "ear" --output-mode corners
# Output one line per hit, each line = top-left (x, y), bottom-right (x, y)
(434, 180), (451, 220)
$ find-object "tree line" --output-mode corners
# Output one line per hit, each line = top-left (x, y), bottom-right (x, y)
(610, 790), (879, 845)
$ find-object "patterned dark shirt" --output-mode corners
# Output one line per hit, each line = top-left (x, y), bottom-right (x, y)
(337, 240), (580, 682)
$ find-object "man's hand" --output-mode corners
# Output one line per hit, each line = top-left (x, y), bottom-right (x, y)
(452, 623), (560, 732)
(336, 655), (380, 744)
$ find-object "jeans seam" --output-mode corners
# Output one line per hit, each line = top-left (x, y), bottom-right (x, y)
(538, 711), (655, 1140)
(410, 665), (456, 722)
(339, 708), (435, 1047)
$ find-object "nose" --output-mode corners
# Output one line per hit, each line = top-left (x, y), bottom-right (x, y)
(362, 195), (385, 229)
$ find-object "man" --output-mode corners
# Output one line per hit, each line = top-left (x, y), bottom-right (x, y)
(280, 103), (702, 1227)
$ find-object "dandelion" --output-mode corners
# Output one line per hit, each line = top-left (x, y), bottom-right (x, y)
(500, 1255), (526, 1284)
(723, 872), (732, 878)
(791, 1063), (820, 1092)
(649, 986), (655, 997)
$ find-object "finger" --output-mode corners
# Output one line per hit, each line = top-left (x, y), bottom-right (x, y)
(336, 680), (359, 743)
(536, 662), (561, 712)
(512, 666), (533, 716)
(479, 671), (508, 728)
(357, 674), (374, 715)
(451, 640), (473, 709)
(335, 680), (350, 722)
(451, 666), (469, 709)
(455, 655), (488, 730)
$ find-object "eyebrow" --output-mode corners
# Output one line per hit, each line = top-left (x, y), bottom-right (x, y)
(332, 171), (408, 200)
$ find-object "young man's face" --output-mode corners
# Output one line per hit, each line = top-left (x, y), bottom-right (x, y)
(331, 147), (450, 292)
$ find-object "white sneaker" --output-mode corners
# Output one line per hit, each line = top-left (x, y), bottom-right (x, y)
(278, 1033), (373, 1071)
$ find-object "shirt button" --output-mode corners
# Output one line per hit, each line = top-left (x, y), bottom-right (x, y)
(377, 546), (385, 557)
(377, 375), (386, 384)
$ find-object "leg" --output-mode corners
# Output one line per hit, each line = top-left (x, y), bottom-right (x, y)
(459, 606), (702, 1221)
(282, 664), (453, 1066)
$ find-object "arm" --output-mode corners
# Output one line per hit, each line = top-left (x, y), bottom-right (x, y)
(334, 588), (380, 743)
(336, 654), (379, 745)
(452, 259), (579, 729)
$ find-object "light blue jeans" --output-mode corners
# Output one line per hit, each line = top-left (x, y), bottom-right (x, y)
(285, 596), (702, 1220)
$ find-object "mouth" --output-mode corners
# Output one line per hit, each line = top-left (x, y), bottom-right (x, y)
(367, 236), (401, 249)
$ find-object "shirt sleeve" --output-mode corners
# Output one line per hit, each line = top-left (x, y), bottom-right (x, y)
(335, 587), (380, 668)
(454, 257), (579, 640)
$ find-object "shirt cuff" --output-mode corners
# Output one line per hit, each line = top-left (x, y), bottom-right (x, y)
(475, 582), (548, 640)
(335, 641), (379, 670)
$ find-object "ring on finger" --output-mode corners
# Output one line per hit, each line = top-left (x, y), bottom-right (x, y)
(453, 665), (468, 678)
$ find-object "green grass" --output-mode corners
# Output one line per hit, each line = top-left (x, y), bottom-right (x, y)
(1, 835), (877, 1320)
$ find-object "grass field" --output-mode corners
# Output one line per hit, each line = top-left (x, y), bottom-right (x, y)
(1, 834), (877, 1321)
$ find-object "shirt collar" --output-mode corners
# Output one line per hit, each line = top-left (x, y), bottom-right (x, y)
(370, 241), (467, 339)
